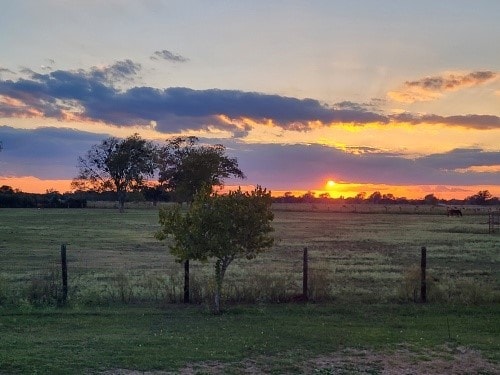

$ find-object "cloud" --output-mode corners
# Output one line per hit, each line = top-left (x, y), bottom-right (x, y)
(388, 71), (498, 103)
(1, 126), (498, 187)
(0, 67), (387, 133)
(0, 65), (499, 133)
(84, 59), (142, 85)
(417, 148), (500, 171)
(0, 126), (108, 179)
(0, 67), (15, 76)
(151, 50), (189, 63)
(221, 140), (500, 188)
(391, 113), (500, 130)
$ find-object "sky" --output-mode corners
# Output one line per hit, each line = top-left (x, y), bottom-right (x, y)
(0, 0), (499, 199)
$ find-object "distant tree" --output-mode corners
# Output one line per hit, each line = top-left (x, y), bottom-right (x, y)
(382, 193), (395, 202)
(466, 190), (492, 205)
(72, 133), (156, 212)
(141, 185), (170, 205)
(301, 191), (315, 203)
(156, 186), (274, 314)
(353, 192), (366, 203)
(157, 136), (245, 203)
(0, 185), (14, 194)
(424, 194), (439, 205)
(318, 192), (331, 201)
(368, 191), (382, 204)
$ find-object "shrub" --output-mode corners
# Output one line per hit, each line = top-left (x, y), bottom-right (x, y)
(26, 270), (62, 307)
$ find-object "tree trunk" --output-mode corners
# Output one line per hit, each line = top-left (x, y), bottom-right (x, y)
(118, 190), (126, 213)
(214, 259), (228, 314)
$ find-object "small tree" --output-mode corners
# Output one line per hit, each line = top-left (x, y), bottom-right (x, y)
(156, 136), (245, 302)
(156, 186), (274, 314)
(72, 133), (156, 212)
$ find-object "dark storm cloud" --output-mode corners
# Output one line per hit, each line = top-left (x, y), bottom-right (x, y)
(151, 50), (189, 63)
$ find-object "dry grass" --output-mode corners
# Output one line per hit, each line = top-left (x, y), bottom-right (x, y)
(0, 205), (499, 305)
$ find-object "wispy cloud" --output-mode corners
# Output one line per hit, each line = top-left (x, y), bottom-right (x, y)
(0, 67), (15, 76)
(92, 59), (142, 84)
(388, 71), (498, 103)
(391, 113), (500, 130)
(151, 50), (189, 63)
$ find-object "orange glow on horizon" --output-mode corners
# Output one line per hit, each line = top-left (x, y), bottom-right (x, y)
(0, 176), (74, 194)
(0, 176), (498, 201)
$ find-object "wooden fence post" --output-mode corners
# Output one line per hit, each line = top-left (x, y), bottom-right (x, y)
(184, 259), (190, 303)
(303, 247), (308, 301)
(61, 244), (68, 305)
(420, 246), (427, 303)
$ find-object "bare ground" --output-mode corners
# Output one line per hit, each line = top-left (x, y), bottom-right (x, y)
(101, 344), (499, 374)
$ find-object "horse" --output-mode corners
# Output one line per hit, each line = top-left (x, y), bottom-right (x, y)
(447, 209), (462, 217)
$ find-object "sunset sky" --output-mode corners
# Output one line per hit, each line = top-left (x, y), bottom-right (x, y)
(1, 1), (499, 199)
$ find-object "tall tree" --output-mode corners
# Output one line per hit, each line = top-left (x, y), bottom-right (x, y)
(157, 136), (245, 202)
(156, 136), (245, 302)
(466, 190), (492, 205)
(72, 133), (156, 212)
(156, 186), (274, 314)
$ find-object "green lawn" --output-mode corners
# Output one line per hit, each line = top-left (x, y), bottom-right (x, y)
(1, 304), (499, 374)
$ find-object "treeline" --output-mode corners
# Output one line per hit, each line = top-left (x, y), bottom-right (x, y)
(0, 185), (170, 208)
(1, 185), (498, 209)
(273, 190), (499, 206)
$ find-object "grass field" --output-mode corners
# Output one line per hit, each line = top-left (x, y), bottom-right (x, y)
(0, 205), (499, 373)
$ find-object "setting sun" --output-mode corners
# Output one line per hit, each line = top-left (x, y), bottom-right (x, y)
(326, 180), (336, 189)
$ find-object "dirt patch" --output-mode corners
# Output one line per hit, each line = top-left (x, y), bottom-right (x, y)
(303, 346), (498, 374)
(101, 345), (498, 374)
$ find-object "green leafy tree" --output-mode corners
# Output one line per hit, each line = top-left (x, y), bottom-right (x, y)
(156, 186), (274, 314)
(156, 136), (245, 302)
(72, 133), (156, 212)
(157, 136), (245, 202)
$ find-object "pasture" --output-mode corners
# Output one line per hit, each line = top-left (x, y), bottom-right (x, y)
(0, 204), (499, 373)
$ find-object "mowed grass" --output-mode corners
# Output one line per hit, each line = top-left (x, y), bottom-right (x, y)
(1, 304), (499, 374)
(0, 205), (499, 373)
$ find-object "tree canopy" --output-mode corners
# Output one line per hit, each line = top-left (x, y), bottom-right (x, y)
(157, 136), (245, 203)
(156, 186), (274, 313)
(72, 133), (156, 211)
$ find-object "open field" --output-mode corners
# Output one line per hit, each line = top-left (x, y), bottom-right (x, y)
(0, 205), (499, 373)
(1, 204), (498, 305)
